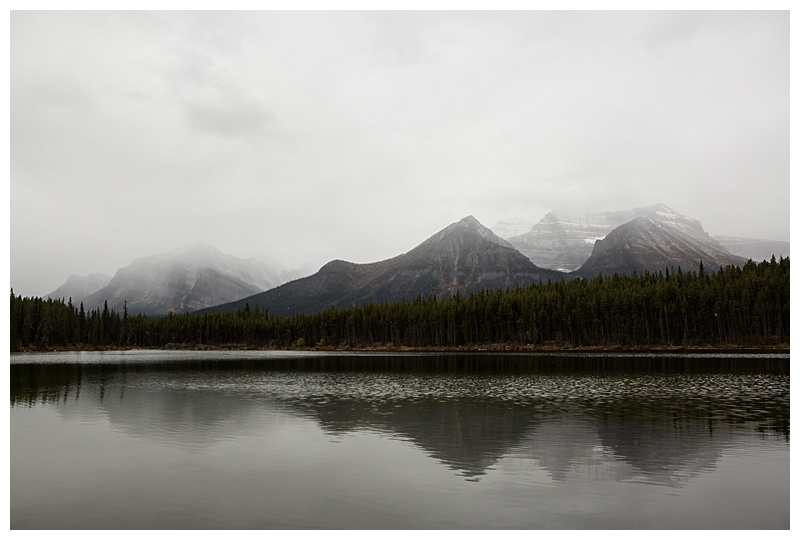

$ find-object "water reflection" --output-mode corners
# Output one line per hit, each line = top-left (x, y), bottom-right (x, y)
(10, 353), (789, 486)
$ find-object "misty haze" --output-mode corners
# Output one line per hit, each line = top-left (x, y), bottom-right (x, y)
(10, 10), (788, 299)
(10, 9), (789, 531)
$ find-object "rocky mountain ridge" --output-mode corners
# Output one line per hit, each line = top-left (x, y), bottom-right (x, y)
(574, 216), (748, 278)
(201, 216), (562, 316)
(43, 204), (783, 318)
(501, 203), (786, 272)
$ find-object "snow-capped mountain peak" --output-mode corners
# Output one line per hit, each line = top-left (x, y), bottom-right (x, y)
(505, 204), (726, 272)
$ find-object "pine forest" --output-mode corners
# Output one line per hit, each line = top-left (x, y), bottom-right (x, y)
(10, 257), (789, 352)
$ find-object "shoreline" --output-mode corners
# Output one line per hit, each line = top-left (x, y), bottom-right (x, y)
(12, 343), (790, 354)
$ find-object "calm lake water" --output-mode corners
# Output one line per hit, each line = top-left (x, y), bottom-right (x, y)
(10, 350), (789, 529)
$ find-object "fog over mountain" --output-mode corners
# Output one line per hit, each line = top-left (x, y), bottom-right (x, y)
(574, 215), (748, 278)
(712, 236), (790, 262)
(503, 204), (685, 272)
(10, 11), (788, 297)
(36, 196), (778, 318)
(490, 218), (536, 240)
(75, 243), (285, 316)
(45, 273), (112, 305)
(41, 202), (771, 318)
(500, 203), (775, 275)
(203, 216), (561, 315)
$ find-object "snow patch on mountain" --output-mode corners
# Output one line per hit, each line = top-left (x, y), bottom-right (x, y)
(505, 204), (724, 272)
(576, 215), (747, 277)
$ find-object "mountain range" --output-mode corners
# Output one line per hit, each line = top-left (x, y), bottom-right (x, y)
(501, 203), (787, 272)
(46, 204), (788, 317)
(50, 243), (285, 316)
(573, 214), (747, 278)
(201, 216), (562, 315)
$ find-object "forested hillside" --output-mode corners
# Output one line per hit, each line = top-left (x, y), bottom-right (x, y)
(10, 257), (789, 351)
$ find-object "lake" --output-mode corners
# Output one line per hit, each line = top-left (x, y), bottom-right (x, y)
(10, 350), (789, 529)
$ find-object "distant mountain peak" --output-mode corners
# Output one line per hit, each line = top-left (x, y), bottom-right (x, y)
(635, 203), (699, 226)
(425, 216), (514, 250)
(201, 216), (560, 315)
(46, 272), (112, 304)
(445, 215), (487, 234)
(505, 203), (718, 272)
(76, 243), (284, 316)
(576, 214), (746, 277)
(541, 211), (562, 223)
(638, 202), (673, 213)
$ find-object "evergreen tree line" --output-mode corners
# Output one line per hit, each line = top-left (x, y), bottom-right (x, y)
(10, 257), (789, 351)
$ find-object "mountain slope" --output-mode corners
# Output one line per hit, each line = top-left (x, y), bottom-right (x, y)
(202, 216), (561, 315)
(46, 272), (112, 305)
(574, 216), (747, 278)
(81, 243), (282, 316)
(505, 203), (718, 272)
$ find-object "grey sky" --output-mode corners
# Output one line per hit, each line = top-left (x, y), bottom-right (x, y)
(10, 10), (790, 297)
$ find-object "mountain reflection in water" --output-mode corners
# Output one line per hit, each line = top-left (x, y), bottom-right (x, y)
(11, 353), (788, 486)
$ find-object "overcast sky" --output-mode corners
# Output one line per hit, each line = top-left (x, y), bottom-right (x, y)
(9, 9), (790, 297)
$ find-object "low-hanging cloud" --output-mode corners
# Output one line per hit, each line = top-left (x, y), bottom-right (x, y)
(9, 10), (790, 298)
(185, 97), (279, 141)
